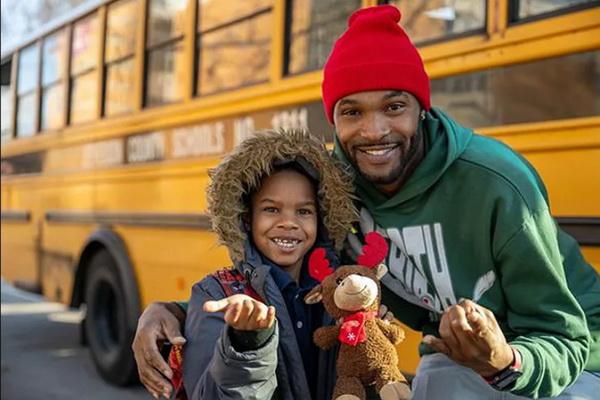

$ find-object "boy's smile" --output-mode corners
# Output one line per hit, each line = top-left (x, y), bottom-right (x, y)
(250, 169), (318, 281)
(271, 237), (301, 251)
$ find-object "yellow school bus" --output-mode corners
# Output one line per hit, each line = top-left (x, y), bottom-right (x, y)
(1, 0), (599, 385)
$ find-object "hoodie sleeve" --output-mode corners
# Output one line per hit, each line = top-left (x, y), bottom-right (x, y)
(183, 279), (279, 400)
(495, 209), (590, 398)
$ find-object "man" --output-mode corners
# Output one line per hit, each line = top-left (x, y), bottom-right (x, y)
(132, 5), (600, 399)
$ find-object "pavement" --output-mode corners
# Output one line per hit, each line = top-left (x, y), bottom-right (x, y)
(1, 279), (150, 399)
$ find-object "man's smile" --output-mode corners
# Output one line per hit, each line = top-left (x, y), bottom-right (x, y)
(356, 143), (399, 154)
(354, 143), (401, 165)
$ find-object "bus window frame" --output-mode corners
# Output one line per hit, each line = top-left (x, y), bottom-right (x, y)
(143, 0), (188, 108)
(508, 0), (600, 25)
(194, 2), (274, 96)
(0, 0), (596, 150)
(1, 56), (16, 142)
(15, 42), (42, 138)
(40, 27), (69, 132)
(376, 0), (488, 47)
(68, 10), (105, 126)
(143, 38), (186, 107)
(418, 5), (600, 80)
(283, 0), (364, 77)
(133, 0), (148, 111)
(103, 0), (139, 117)
(429, 49), (600, 128)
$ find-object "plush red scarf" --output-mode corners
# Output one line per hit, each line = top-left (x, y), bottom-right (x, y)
(338, 311), (377, 346)
(168, 344), (188, 400)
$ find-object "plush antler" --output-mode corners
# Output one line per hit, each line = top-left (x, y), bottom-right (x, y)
(308, 247), (334, 282)
(357, 232), (389, 268)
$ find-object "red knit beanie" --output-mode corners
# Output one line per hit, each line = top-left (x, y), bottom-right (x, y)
(322, 5), (430, 123)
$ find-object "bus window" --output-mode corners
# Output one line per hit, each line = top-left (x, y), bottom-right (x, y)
(16, 44), (40, 138)
(0, 58), (13, 142)
(147, 0), (187, 46)
(145, 0), (188, 106)
(431, 50), (600, 128)
(286, 0), (360, 75)
(381, 0), (486, 44)
(196, 0), (272, 95)
(41, 29), (68, 131)
(70, 13), (100, 124)
(104, 0), (138, 116)
(512, 0), (599, 20)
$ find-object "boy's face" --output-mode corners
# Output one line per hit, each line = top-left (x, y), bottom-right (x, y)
(333, 90), (423, 195)
(250, 169), (318, 274)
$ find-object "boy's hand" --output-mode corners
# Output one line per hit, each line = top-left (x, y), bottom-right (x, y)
(204, 294), (276, 331)
(132, 302), (186, 399)
(422, 299), (513, 377)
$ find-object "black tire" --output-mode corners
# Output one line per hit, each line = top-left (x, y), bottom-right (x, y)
(84, 250), (138, 385)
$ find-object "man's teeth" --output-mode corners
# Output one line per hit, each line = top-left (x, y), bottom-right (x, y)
(365, 148), (391, 156)
(359, 144), (398, 156)
(273, 238), (300, 248)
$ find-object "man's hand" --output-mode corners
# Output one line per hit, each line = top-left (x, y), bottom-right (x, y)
(204, 294), (276, 331)
(132, 302), (186, 399)
(378, 303), (395, 324)
(423, 299), (514, 377)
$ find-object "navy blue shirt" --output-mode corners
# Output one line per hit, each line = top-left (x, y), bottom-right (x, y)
(269, 265), (324, 399)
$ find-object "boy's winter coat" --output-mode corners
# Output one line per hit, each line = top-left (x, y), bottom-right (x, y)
(183, 130), (357, 400)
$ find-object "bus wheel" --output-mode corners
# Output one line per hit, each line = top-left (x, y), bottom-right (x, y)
(84, 250), (137, 385)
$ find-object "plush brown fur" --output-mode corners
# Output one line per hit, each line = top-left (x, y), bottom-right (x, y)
(206, 129), (357, 263)
(309, 265), (411, 400)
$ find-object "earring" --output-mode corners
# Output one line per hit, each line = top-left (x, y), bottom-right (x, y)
(420, 110), (426, 120)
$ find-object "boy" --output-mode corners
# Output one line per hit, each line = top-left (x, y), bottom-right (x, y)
(182, 129), (357, 400)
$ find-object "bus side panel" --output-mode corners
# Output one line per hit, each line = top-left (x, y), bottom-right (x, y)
(1, 182), (42, 292)
(113, 226), (230, 307)
(31, 175), (96, 303)
(490, 124), (600, 273)
(524, 148), (600, 217)
(85, 165), (230, 307)
(582, 248), (600, 272)
(525, 146), (600, 273)
(1, 221), (40, 290)
(42, 223), (98, 303)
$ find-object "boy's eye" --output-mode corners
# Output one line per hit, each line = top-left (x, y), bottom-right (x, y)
(263, 207), (278, 213)
(298, 208), (314, 216)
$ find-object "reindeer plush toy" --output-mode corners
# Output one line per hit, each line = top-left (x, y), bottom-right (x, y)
(305, 232), (411, 400)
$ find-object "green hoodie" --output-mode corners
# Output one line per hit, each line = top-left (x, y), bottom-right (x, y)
(334, 108), (600, 398)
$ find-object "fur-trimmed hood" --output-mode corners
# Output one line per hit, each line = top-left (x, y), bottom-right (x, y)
(207, 129), (357, 263)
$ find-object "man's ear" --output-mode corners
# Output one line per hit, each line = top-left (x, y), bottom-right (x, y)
(375, 263), (388, 280)
(304, 285), (323, 304)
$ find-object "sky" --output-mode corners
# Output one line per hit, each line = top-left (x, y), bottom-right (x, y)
(1, 0), (90, 55)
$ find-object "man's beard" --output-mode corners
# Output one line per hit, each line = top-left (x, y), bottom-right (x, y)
(353, 129), (423, 186)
